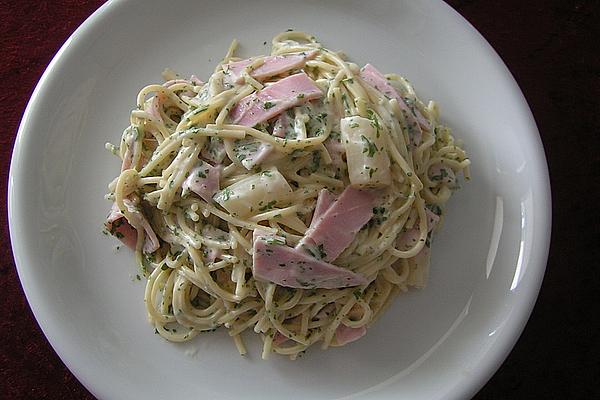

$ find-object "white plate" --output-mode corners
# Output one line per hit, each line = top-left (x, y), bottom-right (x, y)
(9, 0), (551, 399)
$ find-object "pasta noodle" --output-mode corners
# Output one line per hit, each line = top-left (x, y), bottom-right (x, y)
(104, 31), (470, 359)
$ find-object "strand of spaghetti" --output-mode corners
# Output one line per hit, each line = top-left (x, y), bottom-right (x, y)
(341, 298), (373, 328)
(183, 247), (243, 302)
(172, 275), (224, 327)
(214, 85), (255, 127)
(191, 199), (278, 233)
(215, 39), (239, 73)
(130, 111), (171, 142)
(139, 127), (243, 176)
(227, 308), (263, 336)
(206, 124), (330, 151)
(103, 31), (471, 359)
(144, 266), (176, 324)
(322, 296), (357, 349)
(385, 132), (423, 190)
(136, 84), (189, 112)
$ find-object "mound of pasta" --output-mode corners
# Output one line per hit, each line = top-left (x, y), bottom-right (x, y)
(104, 31), (470, 359)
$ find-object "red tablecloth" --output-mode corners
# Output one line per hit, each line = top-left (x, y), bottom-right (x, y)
(1, 1), (597, 399)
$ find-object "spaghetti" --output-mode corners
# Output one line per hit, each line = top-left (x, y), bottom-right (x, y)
(104, 31), (470, 359)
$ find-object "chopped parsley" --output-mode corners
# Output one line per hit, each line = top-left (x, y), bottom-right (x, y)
(315, 243), (327, 259)
(259, 200), (277, 211)
(310, 151), (321, 173)
(426, 203), (442, 216)
(264, 101), (275, 109)
(366, 109), (381, 136)
(221, 187), (234, 201)
(431, 168), (449, 181)
(264, 237), (285, 246)
(316, 113), (328, 124)
(361, 135), (378, 157)
(368, 206), (388, 227)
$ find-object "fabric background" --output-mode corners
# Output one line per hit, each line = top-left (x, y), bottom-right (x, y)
(1, 1), (598, 398)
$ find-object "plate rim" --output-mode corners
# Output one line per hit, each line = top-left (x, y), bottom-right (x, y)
(8, 1), (552, 399)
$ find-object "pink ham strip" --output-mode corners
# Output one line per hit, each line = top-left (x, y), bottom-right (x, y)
(273, 331), (290, 346)
(272, 113), (288, 138)
(105, 201), (160, 253)
(182, 161), (220, 203)
(297, 187), (377, 262)
(148, 93), (165, 123)
(252, 230), (367, 289)
(425, 208), (440, 230)
(229, 72), (322, 127)
(163, 79), (191, 87)
(309, 189), (337, 229)
(105, 204), (138, 249)
(334, 324), (367, 346)
(359, 64), (428, 145)
(225, 51), (317, 83)
(324, 136), (345, 167)
(204, 247), (221, 264)
(190, 75), (203, 86)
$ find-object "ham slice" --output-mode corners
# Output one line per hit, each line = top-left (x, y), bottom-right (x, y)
(425, 208), (440, 230)
(324, 135), (345, 168)
(309, 189), (337, 229)
(359, 64), (428, 145)
(297, 187), (377, 262)
(252, 230), (367, 289)
(182, 161), (220, 203)
(272, 113), (288, 138)
(273, 331), (290, 346)
(105, 201), (160, 253)
(203, 247), (221, 264)
(120, 129), (138, 171)
(224, 51), (317, 83)
(334, 324), (366, 346)
(229, 72), (322, 127)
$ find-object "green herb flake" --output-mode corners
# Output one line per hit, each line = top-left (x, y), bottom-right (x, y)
(431, 168), (449, 181)
(310, 151), (321, 173)
(221, 187), (234, 201)
(264, 237), (285, 246)
(361, 135), (378, 157)
(259, 200), (277, 212)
